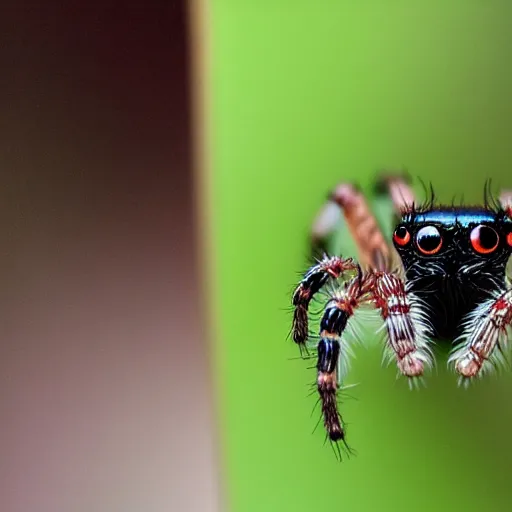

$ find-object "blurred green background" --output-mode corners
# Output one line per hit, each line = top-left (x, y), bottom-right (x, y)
(209, 2), (512, 511)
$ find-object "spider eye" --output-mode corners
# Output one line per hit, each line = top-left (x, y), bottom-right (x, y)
(393, 226), (411, 246)
(416, 226), (442, 255)
(470, 225), (499, 254)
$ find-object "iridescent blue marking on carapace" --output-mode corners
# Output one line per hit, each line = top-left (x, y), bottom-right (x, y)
(404, 208), (512, 228)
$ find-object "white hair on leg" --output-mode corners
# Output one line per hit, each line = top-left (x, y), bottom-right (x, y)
(449, 288), (512, 385)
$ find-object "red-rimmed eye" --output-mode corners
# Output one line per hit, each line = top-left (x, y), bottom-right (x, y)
(393, 226), (411, 246)
(470, 225), (499, 254)
(507, 231), (512, 247)
(416, 226), (442, 255)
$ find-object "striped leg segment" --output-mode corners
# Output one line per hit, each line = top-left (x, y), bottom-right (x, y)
(311, 171), (418, 273)
(370, 272), (432, 378)
(449, 289), (512, 381)
(291, 256), (357, 347)
(316, 275), (367, 442)
(316, 337), (343, 441)
(330, 183), (392, 272)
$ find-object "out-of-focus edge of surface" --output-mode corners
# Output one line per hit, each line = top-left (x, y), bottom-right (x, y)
(188, 2), (226, 511)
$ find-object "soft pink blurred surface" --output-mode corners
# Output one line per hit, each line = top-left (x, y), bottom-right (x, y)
(0, 3), (219, 511)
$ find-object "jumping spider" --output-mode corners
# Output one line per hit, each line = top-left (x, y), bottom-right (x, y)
(291, 173), (512, 450)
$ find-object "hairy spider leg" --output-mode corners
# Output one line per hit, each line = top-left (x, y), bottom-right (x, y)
(369, 271), (433, 378)
(330, 183), (392, 272)
(311, 172), (417, 271)
(449, 288), (512, 383)
(499, 189), (512, 217)
(316, 274), (370, 441)
(374, 172), (416, 216)
(291, 256), (358, 347)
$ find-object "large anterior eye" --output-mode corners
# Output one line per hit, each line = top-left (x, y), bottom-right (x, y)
(470, 224), (499, 254)
(416, 226), (442, 255)
(393, 225), (411, 246)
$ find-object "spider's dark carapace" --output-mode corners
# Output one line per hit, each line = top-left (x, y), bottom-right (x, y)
(290, 174), (512, 454)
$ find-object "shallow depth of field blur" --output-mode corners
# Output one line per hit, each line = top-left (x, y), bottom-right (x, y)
(207, 3), (512, 511)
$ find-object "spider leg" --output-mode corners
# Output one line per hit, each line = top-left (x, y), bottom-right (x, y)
(374, 171), (416, 217)
(311, 171), (417, 272)
(498, 189), (512, 216)
(316, 331), (344, 441)
(310, 197), (344, 259)
(291, 256), (358, 346)
(316, 274), (367, 441)
(329, 183), (392, 272)
(369, 271), (433, 378)
(449, 288), (512, 382)
(368, 174), (434, 377)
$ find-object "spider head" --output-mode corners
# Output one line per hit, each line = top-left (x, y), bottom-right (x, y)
(392, 207), (512, 281)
